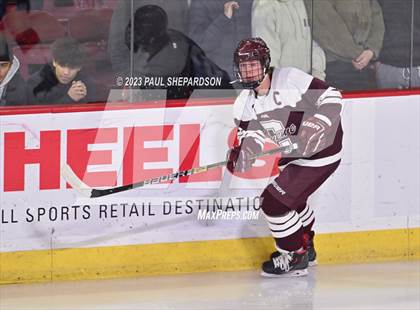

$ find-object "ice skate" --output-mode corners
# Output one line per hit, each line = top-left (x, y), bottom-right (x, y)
(303, 233), (317, 267)
(262, 249), (309, 277)
(270, 234), (317, 267)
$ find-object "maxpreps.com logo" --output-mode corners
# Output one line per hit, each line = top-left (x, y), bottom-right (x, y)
(197, 209), (260, 221)
(194, 196), (262, 221)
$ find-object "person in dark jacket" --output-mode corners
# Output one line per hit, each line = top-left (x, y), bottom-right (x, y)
(108, 0), (189, 74)
(0, 34), (27, 106)
(1, 0), (44, 20)
(122, 4), (232, 101)
(27, 37), (97, 105)
(375, 0), (420, 89)
(188, 0), (253, 80)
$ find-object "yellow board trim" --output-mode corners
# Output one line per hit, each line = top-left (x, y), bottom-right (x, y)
(1, 228), (419, 284)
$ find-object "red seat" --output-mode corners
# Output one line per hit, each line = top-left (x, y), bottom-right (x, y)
(68, 9), (113, 73)
(3, 11), (65, 80)
(3, 10), (64, 45)
(30, 11), (66, 43)
(42, 0), (77, 20)
(68, 8), (112, 43)
(2, 11), (36, 45)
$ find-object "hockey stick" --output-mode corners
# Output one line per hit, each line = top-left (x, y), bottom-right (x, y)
(61, 143), (298, 198)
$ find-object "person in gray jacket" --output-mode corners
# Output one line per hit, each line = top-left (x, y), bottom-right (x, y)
(311, 0), (384, 90)
(108, 0), (189, 74)
(374, 0), (420, 89)
(188, 0), (253, 81)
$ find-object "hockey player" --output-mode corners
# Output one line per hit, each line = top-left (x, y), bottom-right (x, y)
(227, 38), (343, 277)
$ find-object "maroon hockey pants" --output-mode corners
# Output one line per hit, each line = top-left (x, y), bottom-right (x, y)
(260, 160), (341, 252)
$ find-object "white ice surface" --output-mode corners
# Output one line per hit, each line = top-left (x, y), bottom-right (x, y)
(0, 261), (419, 310)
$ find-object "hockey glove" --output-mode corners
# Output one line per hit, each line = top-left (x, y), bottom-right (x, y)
(298, 115), (330, 157)
(226, 138), (260, 173)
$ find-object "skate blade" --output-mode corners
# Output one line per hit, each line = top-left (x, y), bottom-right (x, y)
(260, 268), (308, 278)
(309, 260), (318, 267)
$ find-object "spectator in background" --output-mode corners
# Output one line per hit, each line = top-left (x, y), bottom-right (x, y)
(27, 37), (97, 104)
(252, 0), (326, 81)
(0, 34), (27, 105)
(0, 0), (44, 18)
(120, 5), (231, 101)
(108, 0), (189, 74)
(375, 0), (420, 89)
(0, 1), (6, 19)
(16, 0), (44, 11)
(188, 0), (253, 81)
(311, 0), (384, 90)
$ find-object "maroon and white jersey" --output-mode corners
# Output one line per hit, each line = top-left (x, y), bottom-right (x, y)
(233, 67), (343, 168)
